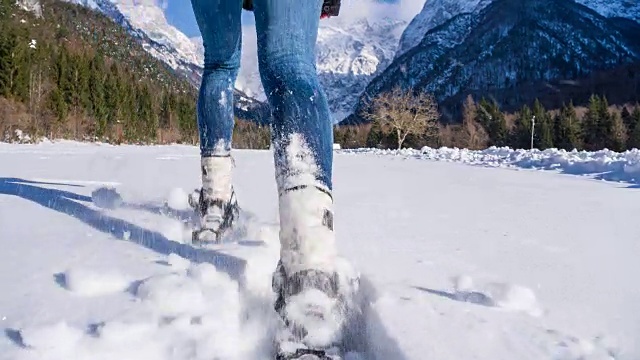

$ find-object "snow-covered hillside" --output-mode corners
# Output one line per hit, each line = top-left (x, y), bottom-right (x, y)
(395, 0), (490, 58)
(1, 141), (640, 359)
(576, 0), (640, 23)
(397, 0), (640, 59)
(103, 0), (203, 66)
(64, 0), (202, 85)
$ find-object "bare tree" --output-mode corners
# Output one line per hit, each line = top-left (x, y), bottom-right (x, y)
(362, 86), (440, 149)
(459, 94), (489, 150)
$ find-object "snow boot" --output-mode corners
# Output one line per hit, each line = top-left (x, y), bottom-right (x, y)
(272, 260), (344, 360)
(272, 186), (346, 360)
(190, 155), (240, 243)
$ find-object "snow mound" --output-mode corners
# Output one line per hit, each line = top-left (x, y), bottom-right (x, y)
(451, 275), (543, 317)
(341, 146), (640, 185)
(60, 268), (131, 297)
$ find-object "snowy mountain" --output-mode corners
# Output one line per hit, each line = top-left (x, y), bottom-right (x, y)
(397, 0), (640, 58)
(395, 0), (491, 58)
(100, 0), (203, 66)
(317, 18), (407, 122)
(575, 0), (640, 22)
(65, 0), (201, 84)
(232, 17), (407, 123)
(346, 0), (640, 124)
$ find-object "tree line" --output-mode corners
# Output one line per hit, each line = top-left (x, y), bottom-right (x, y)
(0, 0), (276, 147)
(334, 91), (640, 152)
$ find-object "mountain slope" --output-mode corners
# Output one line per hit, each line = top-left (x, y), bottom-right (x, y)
(346, 0), (640, 123)
(65, 0), (201, 85)
(317, 18), (407, 122)
(397, 0), (640, 59)
(575, 0), (640, 22)
(1, 0), (202, 142)
(395, 0), (491, 58)
(62, 0), (270, 124)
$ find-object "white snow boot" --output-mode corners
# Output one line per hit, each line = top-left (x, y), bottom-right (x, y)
(190, 155), (239, 243)
(272, 186), (346, 360)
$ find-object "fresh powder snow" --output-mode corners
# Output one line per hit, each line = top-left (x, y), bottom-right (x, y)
(1, 141), (639, 359)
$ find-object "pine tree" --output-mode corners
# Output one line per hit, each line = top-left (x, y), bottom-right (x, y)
(104, 63), (121, 127)
(177, 96), (197, 142)
(333, 126), (344, 148)
(366, 119), (384, 148)
(55, 47), (75, 119)
(89, 56), (108, 137)
(0, 0), (12, 20)
(582, 95), (601, 151)
(626, 105), (640, 149)
(0, 32), (20, 98)
(609, 112), (627, 152)
(476, 97), (492, 130)
(0, 34), (13, 97)
(137, 84), (157, 141)
(532, 99), (553, 149)
(459, 95), (488, 149)
(621, 106), (633, 134)
(598, 96), (615, 150)
(477, 99), (507, 146)
(13, 35), (31, 103)
(554, 102), (581, 151)
(159, 92), (177, 130)
(49, 88), (68, 125)
(77, 53), (92, 112)
(512, 104), (533, 149)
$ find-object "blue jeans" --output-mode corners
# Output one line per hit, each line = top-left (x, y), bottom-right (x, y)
(191, 0), (334, 192)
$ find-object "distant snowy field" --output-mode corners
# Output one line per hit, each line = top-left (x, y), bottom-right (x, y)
(1, 141), (639, 360)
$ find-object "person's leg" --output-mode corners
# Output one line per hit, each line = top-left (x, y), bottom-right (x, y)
(189, 0), (242, 241)
(253, 0), (336, 277)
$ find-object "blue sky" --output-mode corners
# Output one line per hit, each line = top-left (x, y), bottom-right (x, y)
(164, 0), (198, 37)
(165, 0), (405, 38)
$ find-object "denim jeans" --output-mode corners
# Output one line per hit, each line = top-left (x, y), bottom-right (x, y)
(191, 0), (334, 192)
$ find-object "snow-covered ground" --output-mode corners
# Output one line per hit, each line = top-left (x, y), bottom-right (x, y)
(1, 141), (639, 360)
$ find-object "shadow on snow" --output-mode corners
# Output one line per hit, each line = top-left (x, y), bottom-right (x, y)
(413, 285), (495, 308)
(0, 177), (247, 282)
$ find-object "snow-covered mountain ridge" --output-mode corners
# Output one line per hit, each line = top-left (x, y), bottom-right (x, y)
(345, 0), (640, 124)
(316, 18), (407, 121)
(64, 0), (202, 85)
(188, 22), (406, 124)
(397, 0), (640, 57)
(228, 16), (408, 123)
